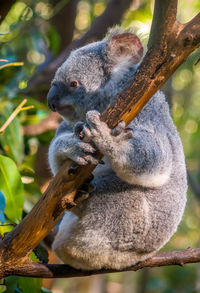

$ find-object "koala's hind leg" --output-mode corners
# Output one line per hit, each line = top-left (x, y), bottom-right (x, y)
(52, 192), (153, 270)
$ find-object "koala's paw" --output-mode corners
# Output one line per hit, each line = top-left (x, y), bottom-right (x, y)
(67, 121), (99, 166)
(71, 139), (99, 165)
(83, 111), (133, 155)
(84, 110), (111, 142)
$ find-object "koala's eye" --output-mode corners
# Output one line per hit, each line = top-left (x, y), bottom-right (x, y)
(69, 80), (79, 88)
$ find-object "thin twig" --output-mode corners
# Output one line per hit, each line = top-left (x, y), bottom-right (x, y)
(0, 99), (27, 133)
(0, 62), (24, 70)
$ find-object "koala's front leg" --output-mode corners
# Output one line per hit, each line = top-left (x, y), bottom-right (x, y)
(48, 124), (100, 176)
(83, 110), (172, 188)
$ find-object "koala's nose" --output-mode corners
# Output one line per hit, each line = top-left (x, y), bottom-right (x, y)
(47, 85), (61, 112)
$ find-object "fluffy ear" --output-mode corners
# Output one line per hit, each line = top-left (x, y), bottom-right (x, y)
(107, 33), (143, 65)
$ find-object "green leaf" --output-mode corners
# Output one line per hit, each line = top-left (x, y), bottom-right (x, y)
(4, 276), (19, 293)
(4, 276), (42, 293)
(18, 277), (42, 293)
(0, 102), (24, 165)
(0, 221), (15, 237)
(29, 251), (39, 263)
(0, 155), (24, 223)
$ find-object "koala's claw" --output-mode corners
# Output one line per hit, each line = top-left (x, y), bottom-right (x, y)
(74, 154), (99, 166)
(68, 162), (80, 175)
(75, 182), (96, 203)
(74, 121), (85, 139)
(75, 191), (89, 204)
(111, 121), (126, 136)
(117, 129), (134, 141)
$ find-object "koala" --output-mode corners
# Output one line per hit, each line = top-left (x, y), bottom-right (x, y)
(47, 27), (187, 270)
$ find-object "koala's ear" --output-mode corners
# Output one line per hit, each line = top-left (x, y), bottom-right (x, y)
(107, 33), (143, 65)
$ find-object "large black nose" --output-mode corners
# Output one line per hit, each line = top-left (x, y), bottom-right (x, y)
(47, 85), (61, 112)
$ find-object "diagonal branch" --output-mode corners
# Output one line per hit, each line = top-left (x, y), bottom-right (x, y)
(0, 0), (200, 279)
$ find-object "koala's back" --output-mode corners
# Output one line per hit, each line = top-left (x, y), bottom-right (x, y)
(52, 92), (187, 270)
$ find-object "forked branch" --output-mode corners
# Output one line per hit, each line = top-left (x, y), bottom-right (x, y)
(0, 0), (200, 279)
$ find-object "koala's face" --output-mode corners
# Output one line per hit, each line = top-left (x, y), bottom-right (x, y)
(47, 30), (143, 124)
(47, 41), (108, 123)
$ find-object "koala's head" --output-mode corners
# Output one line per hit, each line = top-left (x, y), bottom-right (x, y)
(47, 27), (143, 124)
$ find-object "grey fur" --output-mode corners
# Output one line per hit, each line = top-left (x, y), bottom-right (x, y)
(48, 28), (187, 270)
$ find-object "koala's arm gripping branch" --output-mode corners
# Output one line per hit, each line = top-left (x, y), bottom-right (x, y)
(0, 0), (200, 279)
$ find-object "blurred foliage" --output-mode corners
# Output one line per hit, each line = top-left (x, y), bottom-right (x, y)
(0, 0), (200, 292)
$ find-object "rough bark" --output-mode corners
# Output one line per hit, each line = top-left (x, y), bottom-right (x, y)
(3, 248), (200, 278)
(0, 0), (199, 279)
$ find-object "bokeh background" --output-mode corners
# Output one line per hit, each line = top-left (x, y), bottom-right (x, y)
(0, 0), (200, 292)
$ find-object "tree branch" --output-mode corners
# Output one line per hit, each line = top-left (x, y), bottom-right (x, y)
(148, 0), (178, 49)
(3, 248), (200, 278)
(0, 0), (200, 279)
(51, 0), (79, 53)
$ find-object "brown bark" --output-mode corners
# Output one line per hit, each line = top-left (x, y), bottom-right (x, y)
(51, 0), (79, 53)
(3, 248), (200, 278)
(0, 0), (199, 279)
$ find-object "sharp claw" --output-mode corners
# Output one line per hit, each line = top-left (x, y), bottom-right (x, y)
(68, 162), (80, 175)
(74, 122), (85, 137)
(75, 191), (89, 203)
(77, 189), (88, 194)
(79, 182), (96, 193)
(125, 127), (133, 131)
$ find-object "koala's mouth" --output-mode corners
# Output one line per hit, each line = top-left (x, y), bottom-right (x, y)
(56, 105), (75, 117)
